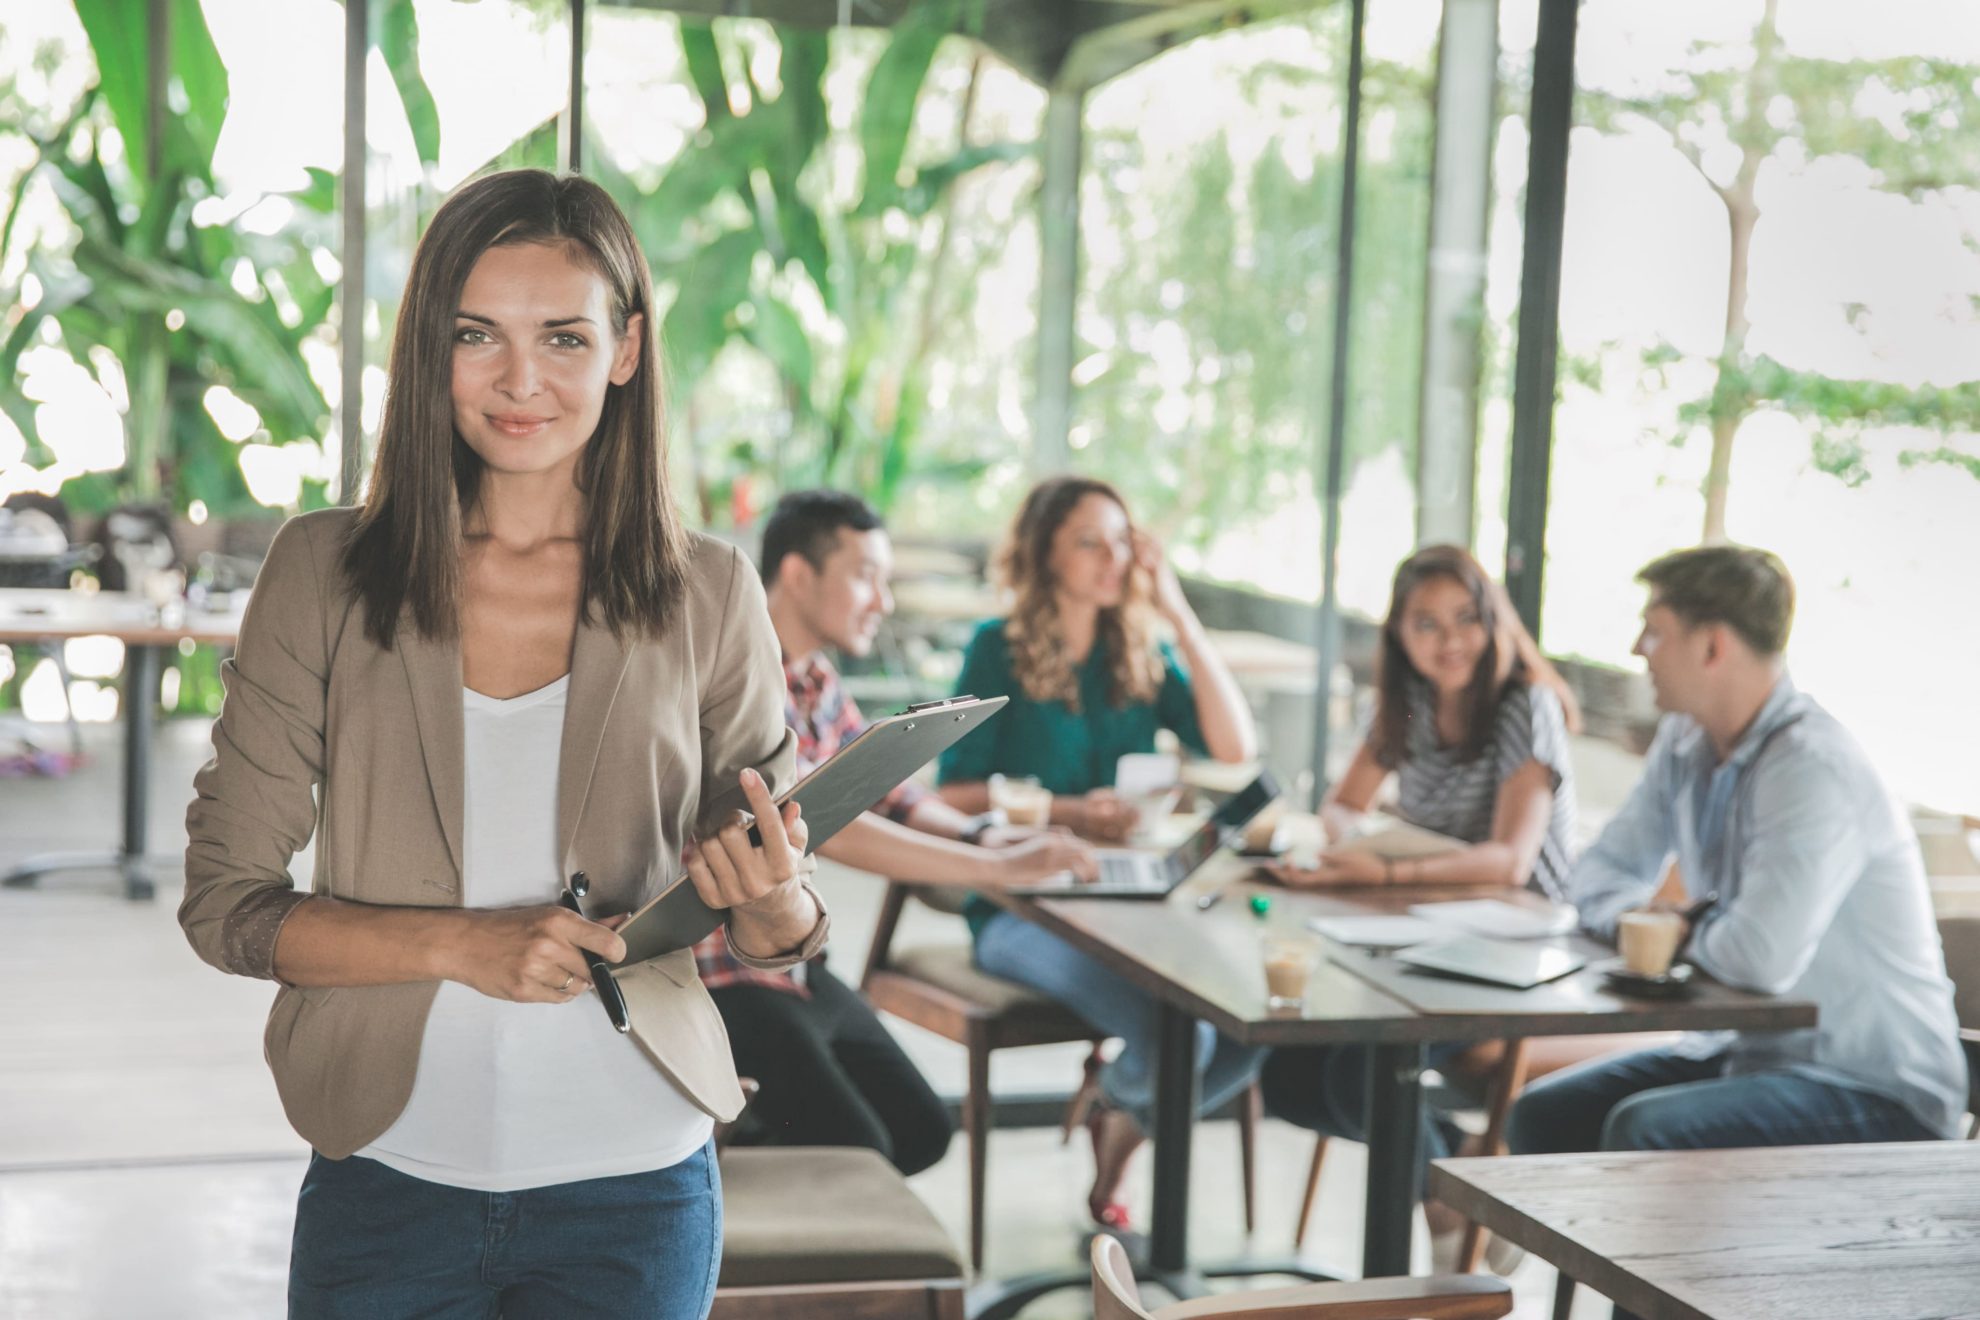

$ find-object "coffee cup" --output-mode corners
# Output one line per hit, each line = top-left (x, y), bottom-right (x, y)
(1261, 934), (1315, 1010)
(1241, 801), (1285, 854)
(1617, 908), (1686, 977)
(988, 774), (1053, 828)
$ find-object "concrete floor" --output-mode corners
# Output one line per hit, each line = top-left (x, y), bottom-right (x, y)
(0, 717), (1627, 1318)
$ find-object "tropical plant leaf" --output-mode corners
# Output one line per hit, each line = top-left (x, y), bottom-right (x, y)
(679, 22), (730, 125)
(898, 139), (1033, 216)
(166, 0), (229, 179)
(71, 0), (228, 186)
(856, 0), (960, 216)
(70, 233), (328, 434)
(487, 114), (560, 174)
(289, 166), (340, 215)
(743, 292), (813, 402)
(378, 0), (442, 168)
(662, 228), (762, 386)
(70, 0), (150, 183)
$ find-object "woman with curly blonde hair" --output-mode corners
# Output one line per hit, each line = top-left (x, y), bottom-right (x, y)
(935, 474), (1257, 1229)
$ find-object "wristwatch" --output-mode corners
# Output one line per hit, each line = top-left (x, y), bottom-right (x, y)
(957, 810), (1007, 846)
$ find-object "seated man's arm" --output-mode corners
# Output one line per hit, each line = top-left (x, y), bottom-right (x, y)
(1688, 757), (1866, 995)
(819, 810), (1093, 887)
(1572, 722), (1683, 938)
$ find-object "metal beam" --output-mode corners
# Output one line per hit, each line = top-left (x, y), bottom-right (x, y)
(1503, 0), (1579, 639)
(1311, 0), (1367, 796)
(339, 0), (369, 505)
(567, 0), (587, 173)
(1414, 0), (1498, 549)
(1030, 81), (1083, 475)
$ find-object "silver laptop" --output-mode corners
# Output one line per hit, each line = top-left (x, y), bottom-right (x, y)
(1006, 770), (1279, 899)
(1391, 935), (1587, 989)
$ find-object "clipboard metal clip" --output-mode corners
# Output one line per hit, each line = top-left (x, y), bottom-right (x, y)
(905, 694), (980, 714)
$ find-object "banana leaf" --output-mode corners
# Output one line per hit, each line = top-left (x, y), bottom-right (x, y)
(378, 0), (442, 167)
(856, 0), (959, 216)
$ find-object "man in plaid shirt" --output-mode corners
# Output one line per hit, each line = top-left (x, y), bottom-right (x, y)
(695, 491), (1093, 1175)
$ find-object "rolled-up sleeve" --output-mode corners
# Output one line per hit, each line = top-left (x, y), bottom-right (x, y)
(694, 545), (820, 960)
(1569, 718), (1682, 938)
(180, 516), (329, 980)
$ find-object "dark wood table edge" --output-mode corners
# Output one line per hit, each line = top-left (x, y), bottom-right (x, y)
(1428, 1157), (1713, 1320)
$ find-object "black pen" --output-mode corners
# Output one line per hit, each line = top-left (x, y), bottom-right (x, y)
(561, 871), (630, 1034)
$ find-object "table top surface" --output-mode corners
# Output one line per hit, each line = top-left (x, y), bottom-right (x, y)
(1012, 847), (1815, 1045)
(0, 588), (244, 645)
(1428, 1142), (1980, 1320)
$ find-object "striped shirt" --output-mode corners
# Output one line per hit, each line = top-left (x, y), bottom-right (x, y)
(1388, 678), (1578, 900)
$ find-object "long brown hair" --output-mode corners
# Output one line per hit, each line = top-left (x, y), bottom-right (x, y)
(1370, 544), (1582, 767)
(995, 475), (1161, 711)
(342, 169), (689, 647)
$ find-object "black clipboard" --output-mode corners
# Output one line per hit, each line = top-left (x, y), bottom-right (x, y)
(610, 694), (1008, 967)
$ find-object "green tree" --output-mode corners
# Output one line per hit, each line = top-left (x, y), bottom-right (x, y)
(589, 2), (1031, 524)
(1580, 0), (1980, 542)
(1076, 13), (1434, 560)
(0, 0), (442, 516)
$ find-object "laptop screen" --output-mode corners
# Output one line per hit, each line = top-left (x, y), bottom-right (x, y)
(1161, 770), (1280, 883)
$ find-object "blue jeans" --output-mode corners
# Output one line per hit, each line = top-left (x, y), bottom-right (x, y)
(974, 911), (1264, 1127)
(1507, 1045), (1941, 1155)
(288, 1141), (722, 1319)
(1259, 1042), (1470, 1199)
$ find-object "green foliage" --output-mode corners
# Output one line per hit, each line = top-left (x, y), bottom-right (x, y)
(0, 0), (445, 517)
(1075, 11), (1434, 554)
(592, 5), (1032, 522)
(1575, 6), (1980, 536)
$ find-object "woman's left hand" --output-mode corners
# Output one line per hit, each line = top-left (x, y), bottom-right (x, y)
(1264, 847), (1387, 889)
(1132, 529), (1192, 625)
(686, 768), (817, 953)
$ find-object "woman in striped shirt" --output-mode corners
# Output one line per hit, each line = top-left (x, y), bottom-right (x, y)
(1259, 544), (1581, 1265)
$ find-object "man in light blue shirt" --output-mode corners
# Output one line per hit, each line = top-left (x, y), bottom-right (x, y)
(1510, 545), (1966, 1160)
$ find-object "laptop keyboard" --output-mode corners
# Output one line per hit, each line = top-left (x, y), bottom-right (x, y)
(1098, 855), (1148, 886)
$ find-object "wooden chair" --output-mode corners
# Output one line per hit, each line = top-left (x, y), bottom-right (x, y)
(712, 1146), (966, 1320)
(1934, 913), (1980, 1136)
(862, 881), (1260, 1272)
(1091, 1234), (1511, 1320)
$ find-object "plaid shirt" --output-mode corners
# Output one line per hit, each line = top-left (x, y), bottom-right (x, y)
(694, 653), (930, 996)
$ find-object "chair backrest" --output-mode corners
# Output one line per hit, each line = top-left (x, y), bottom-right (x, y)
(912, 883), (971, 917)
(1939, 915), (1980, 1032)
(1090, 1236), (1152, 1320)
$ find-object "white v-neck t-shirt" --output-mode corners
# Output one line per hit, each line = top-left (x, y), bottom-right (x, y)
(355, 674), (713, 1190)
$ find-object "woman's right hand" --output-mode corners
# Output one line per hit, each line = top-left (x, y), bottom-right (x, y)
(1075, 787), (1139, 842)
(440, 905), (629, 1004)
(989, 832), (1100, 885)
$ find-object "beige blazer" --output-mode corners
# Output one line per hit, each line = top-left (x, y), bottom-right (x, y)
(179, 506), (818, 1159)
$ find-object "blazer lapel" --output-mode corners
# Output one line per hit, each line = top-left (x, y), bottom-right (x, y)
(557, 612), (637, 872)
(399, 626), (466, 891)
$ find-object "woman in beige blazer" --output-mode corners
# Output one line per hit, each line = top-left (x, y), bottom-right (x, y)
(180, 170), (825, 1319)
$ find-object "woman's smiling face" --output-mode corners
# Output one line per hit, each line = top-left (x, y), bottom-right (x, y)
(450, 241), (642, 480)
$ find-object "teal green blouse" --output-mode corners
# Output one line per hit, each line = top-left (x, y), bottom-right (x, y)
(937, 619), (1210, 938)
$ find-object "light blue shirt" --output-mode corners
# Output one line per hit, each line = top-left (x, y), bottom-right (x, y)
(1569, 674), (1967, 1137)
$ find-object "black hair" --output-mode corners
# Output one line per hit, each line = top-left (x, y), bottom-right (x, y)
(758, 489), (884, 587)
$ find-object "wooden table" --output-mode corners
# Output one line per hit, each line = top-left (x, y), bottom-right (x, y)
(974, 863), (1815, 1313)
(1429, 1142), (1980, 1320)
(0, 588), (243, 900)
